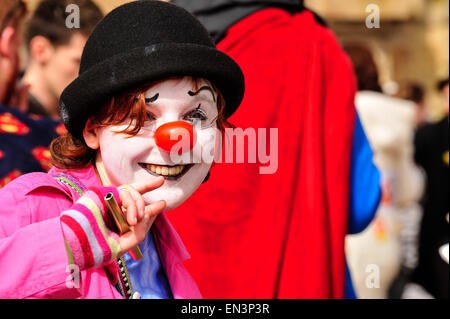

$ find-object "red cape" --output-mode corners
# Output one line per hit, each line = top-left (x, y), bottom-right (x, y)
(168, 8), (356, 298)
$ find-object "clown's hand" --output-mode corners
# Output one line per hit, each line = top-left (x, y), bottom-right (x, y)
(117, 177), (166, 257)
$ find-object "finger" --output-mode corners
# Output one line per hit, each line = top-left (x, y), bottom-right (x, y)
(130, 201), (165, 244)
(144, 200), (166, 219)
(119, 230), (141, 254)
(131, 210), (153, 241)
(119, 208), (154, 254)
(129, 176), (165, 195)
(135, 193), (146, 221)
(120, 189), (138, 226)
(123, 184), (146, 221)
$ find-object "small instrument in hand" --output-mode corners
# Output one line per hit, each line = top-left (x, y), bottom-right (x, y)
(105, 192), (143, 261)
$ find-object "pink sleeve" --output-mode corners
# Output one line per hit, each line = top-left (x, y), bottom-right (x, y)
(0, 178), (122, 299)
(0, 217), (82, 299)
(0, 182), (82, 299)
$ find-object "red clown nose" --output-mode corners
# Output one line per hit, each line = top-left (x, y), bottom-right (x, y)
(154, 121), (197, 154)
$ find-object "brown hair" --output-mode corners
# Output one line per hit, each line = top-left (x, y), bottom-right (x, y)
(344, 44), (382, 93)
(0, 0), (27, 33)
(50, 77), (231, 169)
(25, 0), (103, 48)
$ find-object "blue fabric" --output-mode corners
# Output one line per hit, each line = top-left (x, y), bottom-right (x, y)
(345, 113), (382, 298)
(123, 230), (173, 299)
(348, 113), (382, 234)
(0, 104), (61, 185)
(344, 259), (358, 299)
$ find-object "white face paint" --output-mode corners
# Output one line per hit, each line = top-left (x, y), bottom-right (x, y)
(94, 77), (218, 210)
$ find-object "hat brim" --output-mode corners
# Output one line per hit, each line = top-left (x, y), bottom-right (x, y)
(60, 43), (245, 139)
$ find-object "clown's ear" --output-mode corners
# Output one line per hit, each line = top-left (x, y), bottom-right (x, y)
(83, 118), (100, 150)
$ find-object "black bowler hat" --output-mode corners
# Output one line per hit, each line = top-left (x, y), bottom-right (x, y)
(59, 0), (245, 139)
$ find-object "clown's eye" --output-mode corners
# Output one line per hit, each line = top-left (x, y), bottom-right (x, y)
(184, 105), (207, 122)
(145, 111), (156, 122)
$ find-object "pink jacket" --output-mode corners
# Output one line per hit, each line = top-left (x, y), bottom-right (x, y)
(0, 165), (202, 299)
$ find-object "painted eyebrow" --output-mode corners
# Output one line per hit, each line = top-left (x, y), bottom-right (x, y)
(188, 86), (216, 103)
(145, 93), (159, 104)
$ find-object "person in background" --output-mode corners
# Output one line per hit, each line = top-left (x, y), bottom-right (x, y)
(397, 83), (428, 127)
(170, 0), (381, 298)
(437, 78), (449, 112)
(0, 0), (62, 188)
(344, 44), (425, 299)
(21, 0), (103, 120)
(0, 0), (26, 108)
(411, 78), (449, 299)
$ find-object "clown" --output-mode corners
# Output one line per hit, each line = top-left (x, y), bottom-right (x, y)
(0, 1), (244, 299)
